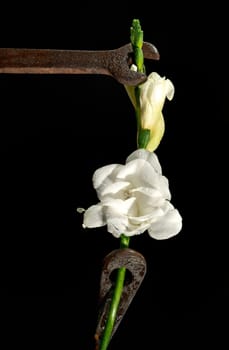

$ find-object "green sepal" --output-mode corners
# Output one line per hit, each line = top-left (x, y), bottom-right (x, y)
(138, 128), (150, 149)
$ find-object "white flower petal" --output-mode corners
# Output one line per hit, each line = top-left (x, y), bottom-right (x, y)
(129, 207), (164, 223)
(147, 71), (161, 83)
(83, 204), (105, 228)
(93, 164), (122, 190)
(116, 159), (147, 179)
(117, 158), (162, 191)
(130, 187), (164, 215)
(123, 197), (138, 215)
(105, 206), (129, 238)
(148, 206), (182, 239)
(122, 222), (151, 237)
(146, 113), (165, 152)
(126, 151), (171, 199)
(165, 79), (175, 100)
(126, 149), (162, 174)
(93, 164), (123, 200)
(107, 218), (127, 238)
(99, 181), (130, 198)
(158, 175), (171, 200)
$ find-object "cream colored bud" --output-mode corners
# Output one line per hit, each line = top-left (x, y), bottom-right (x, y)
(139, 72), (175, 151)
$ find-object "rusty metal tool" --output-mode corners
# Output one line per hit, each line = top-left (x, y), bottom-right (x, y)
(0, 42), (159, 85)
(94, 248), (147, 349)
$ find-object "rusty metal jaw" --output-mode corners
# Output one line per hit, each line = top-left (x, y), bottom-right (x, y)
(95, 248), (147, 348)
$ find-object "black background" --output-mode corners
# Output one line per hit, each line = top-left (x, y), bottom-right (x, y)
(0, 2), (228, 349)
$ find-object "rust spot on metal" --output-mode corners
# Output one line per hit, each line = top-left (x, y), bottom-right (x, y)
(0, 41), (159, 86)
(95, 248), (147, 347)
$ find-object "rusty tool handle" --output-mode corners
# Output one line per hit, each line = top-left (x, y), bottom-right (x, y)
(0, 43), (159, 85)
(0, 48), (111, 75)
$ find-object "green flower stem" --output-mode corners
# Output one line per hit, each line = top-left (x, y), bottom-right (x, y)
(98, 235), (130, 350)
(130, 19), (145, 73)
(98, 19), (144, 350)
(125, 19), (149, 149)
(130, 19), (149, 149)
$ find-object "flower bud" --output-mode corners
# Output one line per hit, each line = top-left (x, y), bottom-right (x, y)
(139, 72), (174, 151)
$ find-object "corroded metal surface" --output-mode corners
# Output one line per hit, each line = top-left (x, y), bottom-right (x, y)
(0, 42), (159, 85)
(95, 248), (147, 347)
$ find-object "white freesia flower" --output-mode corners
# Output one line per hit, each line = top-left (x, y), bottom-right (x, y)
(82, 149), (182, 239)
(139, 72), (175, 152)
